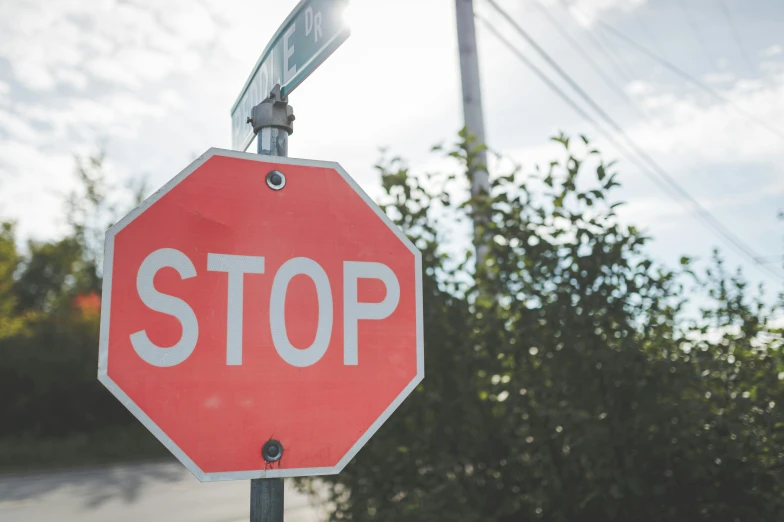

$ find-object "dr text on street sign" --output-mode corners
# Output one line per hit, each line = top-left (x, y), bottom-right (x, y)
(230, 0), (350, 152)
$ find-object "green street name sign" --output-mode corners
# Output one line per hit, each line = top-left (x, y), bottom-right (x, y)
(230, 0), (351, 151)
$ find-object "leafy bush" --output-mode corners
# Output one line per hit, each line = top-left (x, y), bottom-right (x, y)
(313, 133), (784, 521)
(0, 154), (153, 463)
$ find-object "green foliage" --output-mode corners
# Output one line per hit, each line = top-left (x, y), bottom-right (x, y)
(0, 222), (26, 337)
(12, 237), (95, 314)
(0, 154), (151, 454)
(1, 134), (782, 522)
(312, 133), (784, 521)
(66, 151), (146, 274)
(0, 294), (135, 439)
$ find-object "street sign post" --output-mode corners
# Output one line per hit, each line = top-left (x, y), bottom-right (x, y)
(230, 0), (350, 151)
(100, 2), (403, 520)
(98, 150), (424, 481)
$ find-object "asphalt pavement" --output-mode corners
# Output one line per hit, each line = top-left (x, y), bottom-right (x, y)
(0, 461), (327, 522)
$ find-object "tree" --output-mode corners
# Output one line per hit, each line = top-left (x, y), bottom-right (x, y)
(311, 132), (784, 521)
(65, 151), (146, 280)
(0, 153), (149, 440)
(0, 222), (26, 338)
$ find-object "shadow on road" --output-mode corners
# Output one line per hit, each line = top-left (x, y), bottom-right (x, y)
(0, 460), (186, 508)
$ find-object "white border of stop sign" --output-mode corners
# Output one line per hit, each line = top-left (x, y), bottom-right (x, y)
(97, 148), (424, 482)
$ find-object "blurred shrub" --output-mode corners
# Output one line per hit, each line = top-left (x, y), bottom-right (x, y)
(0, 154), (152, 456)
(312, 132), (784, 522)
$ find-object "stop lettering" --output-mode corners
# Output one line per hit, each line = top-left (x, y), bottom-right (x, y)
(98, 150), (424, 481)
(131, 250), (400, 368)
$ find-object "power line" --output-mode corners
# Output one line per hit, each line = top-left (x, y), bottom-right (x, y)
(483, 0), (782, 281)
(755, 255), (784, 265)
(477, 1), (783, 281)
(677, 0), (719, 71)
(529, 0), (646, 121)
(475, 14), (734, 264)
(476, 16), (612, 135)
(556, 0), (637, 85)
(718, 0), (756, 76)
(591, 15), (784, 142)
(531, 0), (756, 230)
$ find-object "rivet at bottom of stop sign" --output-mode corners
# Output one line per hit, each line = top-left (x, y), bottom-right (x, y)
(262, 440), (283, 463)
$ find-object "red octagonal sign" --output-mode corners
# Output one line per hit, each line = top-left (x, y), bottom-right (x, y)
(98, 149), (423, 481)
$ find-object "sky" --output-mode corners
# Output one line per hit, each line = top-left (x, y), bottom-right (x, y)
(0, 0), (782, 294)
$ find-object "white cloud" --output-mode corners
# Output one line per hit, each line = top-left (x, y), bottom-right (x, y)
(0, 0), (229, 240)
(503, 140), (572, 173)
(618, 176), (784, 227)
(563, 0), (647, 27)
(55, 69), (89, 91)
(627, 64), (784, 165)
(703, 72), (736, 84)
(161, 2), (218, 44)
(615, 196), (688, 231)
(0, 0), (218, 93)
(0, 139), (75, 239)
(626, 80), (653, 95)
(761, 45), (783, 58)
(0, 108), (40, 143)
(0, 0), (779, 300)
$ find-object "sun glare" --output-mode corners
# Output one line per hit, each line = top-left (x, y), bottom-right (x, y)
(342, 2), (354, 30)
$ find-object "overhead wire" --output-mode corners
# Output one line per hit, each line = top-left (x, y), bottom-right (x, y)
(556, 0), (637, 85)
(475, 16), (613, 136)
(755, 255), (784, 265)
(530, 0), (758, 237)
(476, 1), (783, 281)
(589, 15), (784, 141)
(528, 0), (646, 121)
(718, 0), (756, 76)
(677, 0), (719, 71)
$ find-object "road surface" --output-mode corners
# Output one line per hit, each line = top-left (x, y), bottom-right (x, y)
(0, 461), (328, 521)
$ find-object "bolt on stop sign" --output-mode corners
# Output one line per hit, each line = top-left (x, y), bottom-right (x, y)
(98, 149), (423, 481)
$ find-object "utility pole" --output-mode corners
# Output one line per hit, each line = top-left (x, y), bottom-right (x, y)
(454, 0), (490, 265)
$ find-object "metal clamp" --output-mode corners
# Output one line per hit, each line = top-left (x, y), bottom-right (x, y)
(247, 85), (295, 135)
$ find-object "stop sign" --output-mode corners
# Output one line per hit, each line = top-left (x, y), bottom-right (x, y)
(98, 149), (423, 481)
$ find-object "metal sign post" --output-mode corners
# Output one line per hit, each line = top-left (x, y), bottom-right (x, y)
(250, 475), (284, 522)
(246, 84), (293, 522)
(242, 3), (347, 519)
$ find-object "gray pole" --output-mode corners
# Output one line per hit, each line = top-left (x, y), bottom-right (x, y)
(455, 0), (490, 265)
(250, 478), (284, 522)
(246, 84), (294, 522)
(248, 84), (294, 157)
